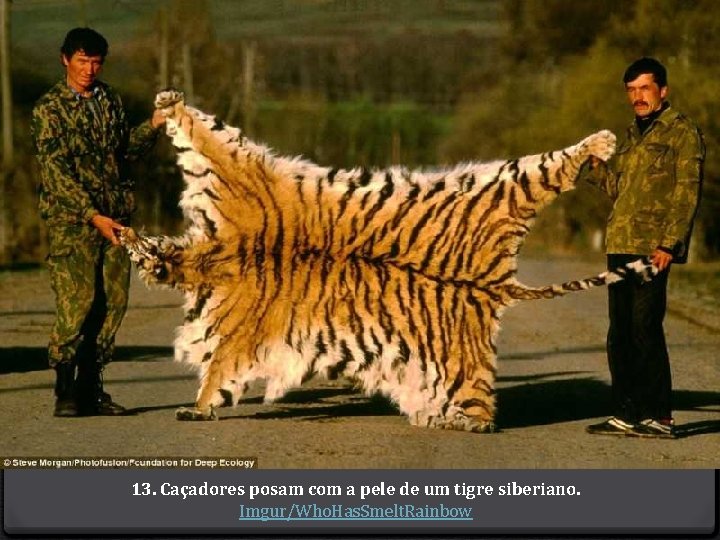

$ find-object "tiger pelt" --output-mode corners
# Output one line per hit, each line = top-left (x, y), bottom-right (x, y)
(121, 89), (656, 432)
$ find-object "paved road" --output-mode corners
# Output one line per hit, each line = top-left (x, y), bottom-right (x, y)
(1, 257), (718, 468)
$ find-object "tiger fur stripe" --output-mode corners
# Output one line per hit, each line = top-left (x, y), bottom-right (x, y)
(121, 89), (656, 432)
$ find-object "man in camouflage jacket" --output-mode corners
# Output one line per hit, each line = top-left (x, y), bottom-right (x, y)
(584, 57), (704, 439)
(31, 27), (165, 417)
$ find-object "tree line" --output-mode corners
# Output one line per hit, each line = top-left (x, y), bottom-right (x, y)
(0, 0), (718, 264)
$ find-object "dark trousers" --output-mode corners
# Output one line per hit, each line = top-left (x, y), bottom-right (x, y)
(606, 254), (672, 423)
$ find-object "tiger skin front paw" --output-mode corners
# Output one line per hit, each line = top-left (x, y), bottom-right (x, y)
(175, 406), (218, 421)
(155, 89), (185, 110)
(430, 413), (498, 433)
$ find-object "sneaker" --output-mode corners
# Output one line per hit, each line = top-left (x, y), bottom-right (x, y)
(629, 418), (677, 439)
(586, 417), (635, 436)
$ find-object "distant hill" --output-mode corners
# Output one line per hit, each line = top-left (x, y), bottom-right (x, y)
(11, 0), (503, 55)
(11, 0), (505, 107)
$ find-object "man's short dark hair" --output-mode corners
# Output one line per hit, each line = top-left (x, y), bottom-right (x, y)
(60, 27), (108, 60)
(623, 57), (667, 88)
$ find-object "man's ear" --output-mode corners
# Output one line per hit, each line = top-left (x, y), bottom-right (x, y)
(61, 54), (69, 67)
(660, 85), (669, 100)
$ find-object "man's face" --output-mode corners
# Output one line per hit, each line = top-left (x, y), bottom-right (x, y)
(625, 73), (667, 117)
(62, 50), (103, 94)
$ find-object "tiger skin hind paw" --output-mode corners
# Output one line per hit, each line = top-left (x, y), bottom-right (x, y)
(175, 406), (218, 421)
(583, 129), (616, 162)
(430, 413), (497, 433)
(155, 89), (185, 110)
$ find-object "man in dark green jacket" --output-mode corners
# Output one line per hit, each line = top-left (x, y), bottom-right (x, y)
(31, 27), (165, 417)
(584, 57), (704, 439)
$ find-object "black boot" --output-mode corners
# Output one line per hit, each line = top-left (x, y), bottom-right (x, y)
(95, 374), (128, 416)
(54, 363), (79, 417)
(77, 361), (127, 416)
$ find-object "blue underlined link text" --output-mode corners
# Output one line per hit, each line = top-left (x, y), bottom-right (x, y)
(239, 503), (474, 522)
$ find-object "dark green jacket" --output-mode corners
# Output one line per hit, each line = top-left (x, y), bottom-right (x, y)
(585, 105), (704, 263)
(31, 80), (159, 226)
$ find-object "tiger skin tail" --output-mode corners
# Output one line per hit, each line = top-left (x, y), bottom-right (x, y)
(505, 257), (658, 301)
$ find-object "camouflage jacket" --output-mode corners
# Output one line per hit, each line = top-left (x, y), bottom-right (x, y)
(585, 105), (704, 263)
(31, 80), (159, 226)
